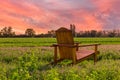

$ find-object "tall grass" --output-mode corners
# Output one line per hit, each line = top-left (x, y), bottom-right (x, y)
(0, 45), (120, 80)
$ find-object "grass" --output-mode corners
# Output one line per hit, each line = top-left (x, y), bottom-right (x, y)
(75, 37), (120, 44)
(0, 37), (119, 47)
(0, 45), (120, 80)
(0, 38), (120, 79)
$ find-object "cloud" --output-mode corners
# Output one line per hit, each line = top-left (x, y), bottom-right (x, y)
(0, 0), (120, 34)
(91, 0), (120, 29)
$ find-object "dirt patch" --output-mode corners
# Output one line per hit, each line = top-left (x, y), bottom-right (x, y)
(0, 45), (119, 52)
(99, 45), (120, 51)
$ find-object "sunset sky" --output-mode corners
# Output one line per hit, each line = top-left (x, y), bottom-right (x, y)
(0, 0), (120, 34)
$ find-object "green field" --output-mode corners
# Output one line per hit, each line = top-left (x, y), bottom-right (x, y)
(0, 38), (120, 80)
(0, 37), (120, 47)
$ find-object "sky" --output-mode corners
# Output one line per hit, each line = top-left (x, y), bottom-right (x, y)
(0, 0), (120, 34)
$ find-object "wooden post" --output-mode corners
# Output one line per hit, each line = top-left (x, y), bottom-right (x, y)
(94, 45), (97, 65)
(72, 48), (76, 64)
(54, 46), (57, 64)
(76, 43), (79, 51)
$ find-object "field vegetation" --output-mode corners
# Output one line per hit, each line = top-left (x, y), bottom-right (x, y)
(0, 38), (120, 47)
(0, 38), (120, 80)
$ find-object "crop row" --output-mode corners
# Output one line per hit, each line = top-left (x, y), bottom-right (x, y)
(0, 37), (120, 47)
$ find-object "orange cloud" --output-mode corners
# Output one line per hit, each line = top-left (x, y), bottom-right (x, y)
(0, 0), (49, 34)
(0, 0), (120, 34)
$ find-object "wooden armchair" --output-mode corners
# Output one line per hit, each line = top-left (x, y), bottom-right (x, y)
(51, 27), (100, 64)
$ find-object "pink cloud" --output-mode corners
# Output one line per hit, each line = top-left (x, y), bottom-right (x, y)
(0, 0), (49, 34)
(0, 0), (120, 34)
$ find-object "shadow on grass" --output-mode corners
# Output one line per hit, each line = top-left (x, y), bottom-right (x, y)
(38, 60), (73, 71)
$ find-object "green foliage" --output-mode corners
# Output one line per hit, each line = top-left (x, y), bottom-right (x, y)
(0, 67), (7, 80)
(0, 44), (120, 79)
(44, 69), (60, 80)
(60, 67), (80, 80)
(0, 27), (15, 37)
(25, 28), (35, 37)
(9, 52), (39, 80)
(98, 51), (120, 60)
(90, 70), (118, 80)
(86, 66), (120, 80)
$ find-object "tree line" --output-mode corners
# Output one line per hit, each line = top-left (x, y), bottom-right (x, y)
(77, 30), (120, 37)
(0, 26), (120, 37)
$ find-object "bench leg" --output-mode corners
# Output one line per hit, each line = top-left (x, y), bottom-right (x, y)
(94, 53), (97, 65)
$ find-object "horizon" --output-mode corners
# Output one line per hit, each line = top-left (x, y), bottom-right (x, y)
(0, 0), (120, 34)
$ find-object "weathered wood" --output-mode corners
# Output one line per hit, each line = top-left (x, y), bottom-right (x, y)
(56, 27), (74, 60)
(94, 45), (98, 65)
(78, 44), (100, 47)
(52, 27), (100, 65)
(54, 46), (57, 64)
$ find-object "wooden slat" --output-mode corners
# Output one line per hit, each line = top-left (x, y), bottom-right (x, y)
(52, 27), (100, 65)
(76, 50), (94, 60)
(56, 27), (75, 60)
(78, 44), (100, 47)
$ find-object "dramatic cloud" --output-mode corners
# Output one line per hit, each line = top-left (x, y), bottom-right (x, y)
(0, 0), (120, 34)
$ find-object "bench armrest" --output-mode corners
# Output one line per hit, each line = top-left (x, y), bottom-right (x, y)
(78, 43), (100, 47)
(51, 44), (77, 47)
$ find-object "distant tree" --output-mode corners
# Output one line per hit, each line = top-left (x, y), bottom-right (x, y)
(116, 29), (120, 37)
(0, 31), (1, 36)
(108, 31), (116, 37)
(25, 28), (35, 37)
(70, 24), (76, 37)
(47, 30), (55, 37)
(0, 26), (15, 37)
(96, 31), (102, 37)
(90, 30), (97, 37)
